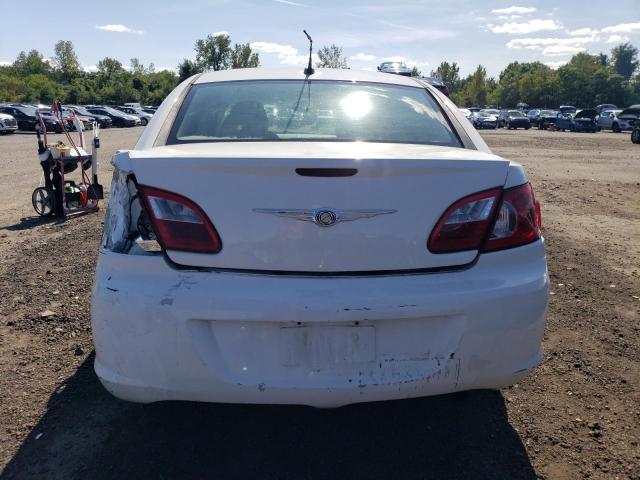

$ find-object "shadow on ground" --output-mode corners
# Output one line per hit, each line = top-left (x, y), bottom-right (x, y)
(0, 216), (66, 232)
(1, 354), (536, 480)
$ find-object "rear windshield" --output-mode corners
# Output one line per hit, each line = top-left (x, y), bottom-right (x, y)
(167, 80), (461, 147)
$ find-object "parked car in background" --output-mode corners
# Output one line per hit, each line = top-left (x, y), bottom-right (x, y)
(93, 67), (547, 407)
(0, 104), (61, 132)
(141, 108), (157, 115)
(85, 106), (139, 127)
(632, 125), (640, 144)
(459, 108), (473, 120)
(67, 105), (113, 128)
(616, 107), (640, 133)
(482, 109), (501, 117)
(472, 111), (498, 129)
(499, 110), (531, 129)
(572, 108), (599, 132)
(114, 106), (153, 125)
(60, 109), (94, 131)
(559, 105), (577, 115)
(418, 76), (449, 96)
(555, 111), (575, 131)
(0, 112), (18, 134)
(527, 109), (541, 126)
(377, 61), (412, 76)
(595, 104), (617, 114)
(597, 110), (623, 132)
(538, 110), (558, 130)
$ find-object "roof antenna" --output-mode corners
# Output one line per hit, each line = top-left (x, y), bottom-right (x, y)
(303, 30), (315, 76)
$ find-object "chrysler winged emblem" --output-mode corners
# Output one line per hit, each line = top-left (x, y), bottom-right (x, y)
(253, 207), (397, 227)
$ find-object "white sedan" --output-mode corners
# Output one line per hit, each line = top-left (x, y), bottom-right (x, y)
(92, 68), (548, 407)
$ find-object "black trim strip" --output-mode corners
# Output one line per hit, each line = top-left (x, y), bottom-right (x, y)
(160, 253), (480, 278)
(295, 168), (357, 177)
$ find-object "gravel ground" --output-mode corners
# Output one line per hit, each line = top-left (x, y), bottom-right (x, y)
(0, 127), (638, 480)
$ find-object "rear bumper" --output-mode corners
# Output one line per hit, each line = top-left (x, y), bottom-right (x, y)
(92, 241), (548, 407)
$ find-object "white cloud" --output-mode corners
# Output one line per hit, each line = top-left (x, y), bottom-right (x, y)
(543, 45), (586, 55)
(96, 24), (144, 35)
(212, 31), (229, 37)
(491, 6), (536, 15)
(0, 61), (11, 67)
(498, 14), (521, 20)
(272, 0), (307, 6)
(490, 18), (562, 34)
(607, 34), (630, 44)
(350, 52), (377, 61)
(568, 28), (598, 36)
(545, 60), (568, 69)
(83, 65), (98, 73)
(250, 41), (317, 65)
(506, 34), (599, 56)
(601, 22), (640, 34)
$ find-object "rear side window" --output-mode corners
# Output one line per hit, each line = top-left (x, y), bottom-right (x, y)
(167, 80), (461, 147)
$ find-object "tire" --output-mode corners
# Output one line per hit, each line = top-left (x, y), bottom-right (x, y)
(141, 118), (148, 126)
(632, 128), (640, 144)
(525, 126), (530, 130)
(612, 123), (621, 133)
(32, 187), (56, 217)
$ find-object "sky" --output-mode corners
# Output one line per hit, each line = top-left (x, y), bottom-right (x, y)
(1, 0), (639, 77)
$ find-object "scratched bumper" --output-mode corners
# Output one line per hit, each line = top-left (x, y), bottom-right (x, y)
(91, 241), (548, 407)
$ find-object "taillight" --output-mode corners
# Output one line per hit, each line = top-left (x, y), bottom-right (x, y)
(139, 186), (221, 253)
(428, 183), (542, 254)
(482, 183), (541, 252)
(428, 188), (501, 253)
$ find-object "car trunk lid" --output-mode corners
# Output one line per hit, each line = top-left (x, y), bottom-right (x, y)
(129, 142), (510, 272)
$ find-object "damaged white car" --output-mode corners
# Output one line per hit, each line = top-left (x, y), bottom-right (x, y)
(92, 68), (548, 407)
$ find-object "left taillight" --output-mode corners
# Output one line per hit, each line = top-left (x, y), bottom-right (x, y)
(139, 186), (221, 254)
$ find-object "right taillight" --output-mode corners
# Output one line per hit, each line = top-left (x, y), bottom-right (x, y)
(139, 186), (221, 254)
(482, 182), (541, 252)
(428, 183), (541, 254)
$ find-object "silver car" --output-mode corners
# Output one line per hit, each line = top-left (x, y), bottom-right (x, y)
(0, 112), (18, 134)
(597, 110), (632, 132)
(117, 106), (153, 126)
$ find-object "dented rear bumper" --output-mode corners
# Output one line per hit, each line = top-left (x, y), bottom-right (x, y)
(91, 241), (548, 407)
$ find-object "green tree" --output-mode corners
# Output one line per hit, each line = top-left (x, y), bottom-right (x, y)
(230, 43), (260, 69)
(410, 66), (421, 77)
(463, 65), (489, 107)
(53, 40), (81, 82)
(316, 44), (348, 69)
(195, 33), (232, 71)
(177, 59), (201, 82)
(610, 42), (639, 80)
(97, 57), (124, 78)
(430, 62), (460, 90)
(13, 50), (50, 76)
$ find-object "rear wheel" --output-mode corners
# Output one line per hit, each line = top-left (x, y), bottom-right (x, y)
(32, 187), (55, 217)
(612, 122), (621, 133)
(632, 128), (640, 144)
(141, 118), (148, 126)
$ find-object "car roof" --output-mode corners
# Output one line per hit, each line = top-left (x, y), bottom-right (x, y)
(194, 67), (422, 88)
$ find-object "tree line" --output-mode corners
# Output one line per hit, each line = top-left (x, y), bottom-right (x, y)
(1, 35), (638, 108)
(427, 43), (640, 108)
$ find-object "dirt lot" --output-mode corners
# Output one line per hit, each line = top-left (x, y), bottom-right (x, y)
(0, 127), (638, 479)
